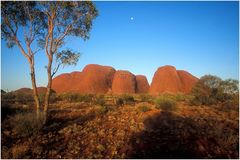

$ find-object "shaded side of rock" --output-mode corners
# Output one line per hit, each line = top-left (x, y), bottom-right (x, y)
(136, 75), (149, 93)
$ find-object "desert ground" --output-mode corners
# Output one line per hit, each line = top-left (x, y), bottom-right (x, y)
(1, 92), (239, 159)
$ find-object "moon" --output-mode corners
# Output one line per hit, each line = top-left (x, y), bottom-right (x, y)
(130, 17), (134, 20)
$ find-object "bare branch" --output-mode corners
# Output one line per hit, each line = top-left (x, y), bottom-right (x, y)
(33, 48), (42, 55)
(51, 63), (61, 77)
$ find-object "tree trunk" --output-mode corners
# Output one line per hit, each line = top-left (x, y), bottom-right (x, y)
(43, 55), (53, 124)
(29, 57), (40, 117)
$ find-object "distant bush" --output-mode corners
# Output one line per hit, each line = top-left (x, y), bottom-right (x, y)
(15, 93), (34, 104)
(9, 111), (44, 137)
(139, 94), (154, 103)
(59, 93), (94, 103)
(1, 92), (16, 101)
(174, 93), (187, 101)
(98, 105), (109, 115)
(122, 94), (135, 105)
(94, 95), (106, 106)
(190, 75), (239, 106)
(156, 93), (187, 102)
(138, 105), (152, 112)
(116, 97), (124, 106)
(218, 99), (239, 112)
(155, 97), (177, 112)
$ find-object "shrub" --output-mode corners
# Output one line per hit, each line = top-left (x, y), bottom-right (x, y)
(116, 98), (124, 106)
(81, 94), (95, 103)
(122, 94), (135, 105)
(139, 94), (154, 103)
(190, 75), (239, 106)
(174, 93), (186, 101)
(15, 93), (33, 104)
(9, 111), (44, 137)
(98, 105), (109, 115)
(1, 92), (16, 101)
(219, 100), (239, 112)
(138, 105), (152, 112)
(155, 97), (177, 112)
(94, 95), (106, 106)
(59, 93), (94, 103)
(12, 143), (29, 158)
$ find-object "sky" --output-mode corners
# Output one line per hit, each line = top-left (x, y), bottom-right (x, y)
(1, 1), (239, 91)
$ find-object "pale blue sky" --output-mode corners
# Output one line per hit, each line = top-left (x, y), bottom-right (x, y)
(1, 1), (239, 91)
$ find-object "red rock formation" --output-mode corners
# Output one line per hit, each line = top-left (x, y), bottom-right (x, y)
(13, 87), (55, 95)
(149, 65), (182, 94)
(77, 64), (116, 94)
(52, 64), (198, 94)
(112, 70), (136, 94)
(14, 88), (32, 95)
(177, 70), (198, 93)
(136, 75), (149, 93)
(149, 65), (198, 94)
(52, 73), (72, 93)
(52, 64), (116, 94)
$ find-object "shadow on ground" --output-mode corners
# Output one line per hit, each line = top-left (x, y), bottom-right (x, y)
(127, 111), (239, 159)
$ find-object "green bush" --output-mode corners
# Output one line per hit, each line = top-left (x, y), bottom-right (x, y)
(155, 97), (177, 112)
(174, 93), (187, 101)
(138, 105), (152, 112)
(122, 94), (135, 105)
(94, 95), (106, 106)
(9, 111), (44, 137)
(15, 93), (34, 104)
(59, 93), (94, 103)
(1, 92), (16, 101)
(190, 75), (239, 106)
(219, 101), (238, 112)
(116, 98), (124, 106)
(139, 94), (154, 103)
(98, 105), (109, 115)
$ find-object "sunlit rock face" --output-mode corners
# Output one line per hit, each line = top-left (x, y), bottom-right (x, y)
(52, 64), (115, 94)
(149, 65), (198, 94)
(111, 70), (136, 94)
(52, 64), (198, 94)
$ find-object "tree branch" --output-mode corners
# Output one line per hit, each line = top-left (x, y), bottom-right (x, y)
(51, 63), (61, 77)
(14, 37), (30, 62)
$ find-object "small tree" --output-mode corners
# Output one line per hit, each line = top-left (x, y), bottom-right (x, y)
(1, 2), (45, 116)
(38, 1), (98, 121)
(191, 75), (239, 105)
(2, 1), (98, 122)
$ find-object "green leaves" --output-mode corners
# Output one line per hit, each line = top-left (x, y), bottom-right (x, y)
(191, 75), (239, 106)
(56, 49), (80, 67)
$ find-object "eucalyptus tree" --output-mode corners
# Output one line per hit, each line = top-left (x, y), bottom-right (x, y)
(1, 1), (98, 121)
(2, 1), (45, 116)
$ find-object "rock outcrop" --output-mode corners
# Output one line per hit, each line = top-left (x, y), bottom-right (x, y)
(13, 87), (55, 95)
(177, 70), (199, 93)
(111, 70), (136, 94)
(52, 64), (116, 94)
(136, 75), (149, 93)
(149, 65), (198, 94)
(52, 64), (198, 94)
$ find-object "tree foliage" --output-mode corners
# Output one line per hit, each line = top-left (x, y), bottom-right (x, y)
(1, 1), (98, 122)
(191, 75), (239, 106)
